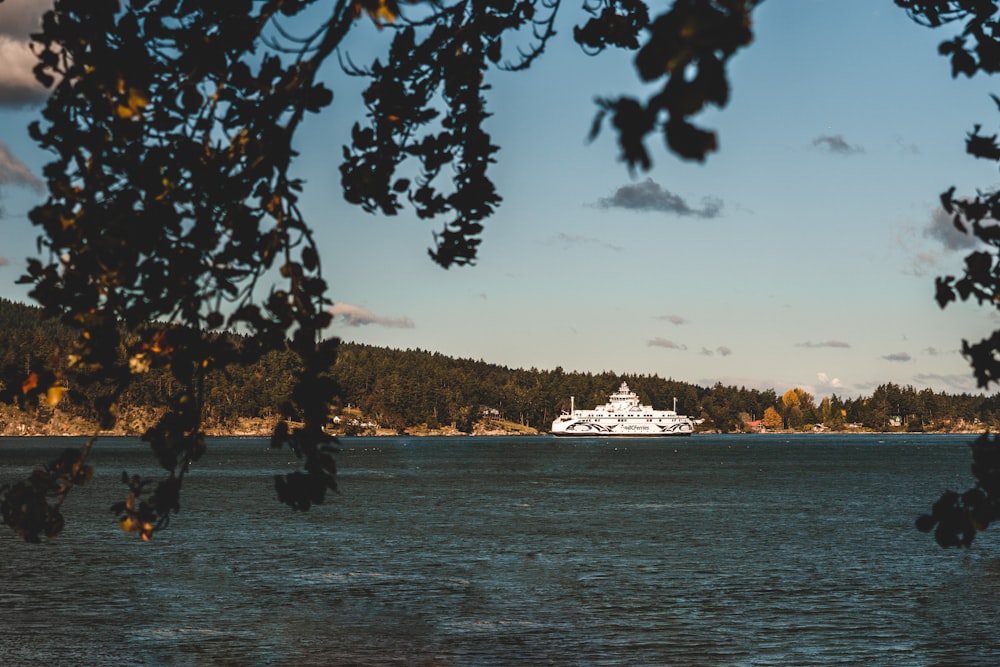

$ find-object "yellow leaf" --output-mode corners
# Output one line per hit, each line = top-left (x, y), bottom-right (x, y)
(129, 353), (151, 374)
(46, 386), (65, 407)
(128, 87), (150, 109)
(372, 0), (396, 23)
(265, 194), (283, 214)
(353, 0), (397, 25)
(115, 87), (150, 120)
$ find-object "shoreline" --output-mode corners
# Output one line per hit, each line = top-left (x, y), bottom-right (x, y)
(0, 428), (988, 438)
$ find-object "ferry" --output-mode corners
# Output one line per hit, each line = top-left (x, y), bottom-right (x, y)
(550, 382), (696, 437)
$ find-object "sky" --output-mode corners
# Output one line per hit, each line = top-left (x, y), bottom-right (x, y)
(1, 1), (1000, 401)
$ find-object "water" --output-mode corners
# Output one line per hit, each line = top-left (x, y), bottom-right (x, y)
(1, 434), (999, 665)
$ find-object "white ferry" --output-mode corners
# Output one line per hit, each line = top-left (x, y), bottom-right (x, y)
(550, 382), (696, 437)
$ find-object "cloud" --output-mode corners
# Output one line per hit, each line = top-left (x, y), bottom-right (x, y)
(552, 232), (622, 252)
(812, 134), (864, 155)
(902, 251), (937, 278)
(593, 178), (723, 218)
(816, 372), (843, 389)
(700, 346), (733, 357)
(923, 207), (981, 252)
(913, 373), (979, 393)
(657, 314), (688, 325)
(0, 141), (43, 191)
(897, 207), (981, 277)
(0, 0), (45, 35)
(894, 135), (920, 155)
(329, 303), (414, 328)
(882, 352), (912, 362)
(796, 340), (851, 349)
(647, 337), (687, 351)
(0, 0), (49, 107)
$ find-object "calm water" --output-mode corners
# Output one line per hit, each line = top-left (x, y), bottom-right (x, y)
(1, 434), (999, 665)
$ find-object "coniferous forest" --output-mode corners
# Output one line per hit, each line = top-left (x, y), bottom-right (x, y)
(0, 297), (997, 436)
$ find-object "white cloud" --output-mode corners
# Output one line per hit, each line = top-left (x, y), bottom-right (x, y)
(647, 337), (687, 351)
(796, 340), (850, 349)
(817, 372), (843, 389)
(0, 140), (43, 191)
(0, 0), (49, 107)
(551, 232), (622, 252)
(902, 207), (989, 277)
(923, 207), (981, 252)
(913, 373), (979, 393)
(0, 0), (46, 35)
(329, 303), (414, 328)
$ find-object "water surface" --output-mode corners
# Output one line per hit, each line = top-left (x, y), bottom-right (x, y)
(1, 434), (997, 665)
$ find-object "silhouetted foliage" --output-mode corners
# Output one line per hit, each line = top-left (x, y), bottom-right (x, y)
(892, 0), (1000, 547)
(917, 432), (1000, 547)
(0, 0), (768, 542)
(0, 442), (94, 542)
(587, 0), (756, 167)
(0, 0), (995, 543)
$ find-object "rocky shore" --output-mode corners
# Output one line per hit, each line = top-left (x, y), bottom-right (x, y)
(0, 406), (542, 438)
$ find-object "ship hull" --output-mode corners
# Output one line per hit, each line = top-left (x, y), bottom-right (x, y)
(550, 421), (693, 437)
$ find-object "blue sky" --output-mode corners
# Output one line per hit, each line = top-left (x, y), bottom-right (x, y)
(1, 1), (999, 400)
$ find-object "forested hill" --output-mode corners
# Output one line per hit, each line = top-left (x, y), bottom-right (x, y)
(0, 297), (998, 435)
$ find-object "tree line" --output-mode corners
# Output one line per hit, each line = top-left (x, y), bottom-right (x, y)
(0, 298), (995, 435)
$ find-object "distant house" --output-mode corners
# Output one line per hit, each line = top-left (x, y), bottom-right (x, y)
(889, 415), (902, 428)
(745, 419), (764, 432)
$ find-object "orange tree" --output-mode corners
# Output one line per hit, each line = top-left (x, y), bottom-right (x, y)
(762, 406), (783, 431)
